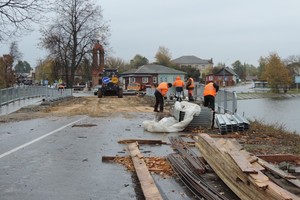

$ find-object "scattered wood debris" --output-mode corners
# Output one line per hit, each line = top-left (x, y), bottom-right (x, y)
(102, 155), (173, 177)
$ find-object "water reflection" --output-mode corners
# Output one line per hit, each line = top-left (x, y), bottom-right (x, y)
(237, 97), (300, 134)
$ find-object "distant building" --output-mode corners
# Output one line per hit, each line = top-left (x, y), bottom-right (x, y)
(120, 64), (186, 89)
(171, 55), (213, 71)
(205, 67), (238, 87)
(16, 71), (35, 85)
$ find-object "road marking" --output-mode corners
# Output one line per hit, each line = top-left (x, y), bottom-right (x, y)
(0, 116), (87, 159)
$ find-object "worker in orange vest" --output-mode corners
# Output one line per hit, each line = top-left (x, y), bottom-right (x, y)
(203, 80), (219, 111)
(186, 76), (195, 102)
(203, 80), (219, 128)
(173, 76), (185, 102)
(154, 82), (172, 112)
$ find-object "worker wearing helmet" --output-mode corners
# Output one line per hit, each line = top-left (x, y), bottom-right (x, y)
(154, 82), (172, 112)
(173, 76), (185, 102)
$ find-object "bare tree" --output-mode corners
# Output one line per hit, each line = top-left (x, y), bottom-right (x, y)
(41, 0), (110, 88)
(106, 57), (126, 70)
(0, 0), (47, 41)
(284, 55), (300, 76)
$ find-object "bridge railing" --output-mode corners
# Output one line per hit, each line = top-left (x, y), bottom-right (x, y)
(146, 83), (237, 114)
(0, 86), (73, 107)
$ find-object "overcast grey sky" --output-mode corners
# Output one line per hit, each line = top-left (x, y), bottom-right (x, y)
(1, 0), (300, 68)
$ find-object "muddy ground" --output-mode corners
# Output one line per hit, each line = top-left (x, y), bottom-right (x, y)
(0, 95), (300, 156)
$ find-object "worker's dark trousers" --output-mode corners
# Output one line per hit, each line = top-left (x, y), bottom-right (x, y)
(203, 95), (215, 110)
(204, 95), (216, 128)
(175, 87), (183, 102)
(154, 91), (164, 112)
(188, 89), (194, 101)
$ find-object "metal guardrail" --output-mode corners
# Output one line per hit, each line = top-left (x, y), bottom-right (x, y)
(146, 83), (238, 114)
(0, 86), (73, 107)
(216, 88), (238, 114)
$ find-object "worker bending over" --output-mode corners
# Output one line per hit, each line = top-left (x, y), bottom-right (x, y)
(203, 80), (219, 128)
(203, 80), (219, 110)
(154, 82), (172, 112)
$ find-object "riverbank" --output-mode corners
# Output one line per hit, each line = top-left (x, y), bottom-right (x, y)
(237, 120), (300, 155)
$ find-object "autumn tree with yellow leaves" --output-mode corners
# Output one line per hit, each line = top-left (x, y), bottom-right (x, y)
(262, 53), (292, 93)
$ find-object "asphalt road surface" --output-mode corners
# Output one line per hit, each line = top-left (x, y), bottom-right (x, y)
(0, 110), (190, 200)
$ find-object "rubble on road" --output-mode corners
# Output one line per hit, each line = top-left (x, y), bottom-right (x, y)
(103, 155), (173, 177)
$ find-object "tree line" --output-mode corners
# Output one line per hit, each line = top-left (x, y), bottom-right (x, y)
(1, 0), (300, 92)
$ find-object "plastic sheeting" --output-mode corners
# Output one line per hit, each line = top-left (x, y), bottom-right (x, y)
(142, 101), (201, 133)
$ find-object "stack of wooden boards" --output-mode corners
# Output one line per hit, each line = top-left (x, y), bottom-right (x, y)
(195, 134), (300, 200)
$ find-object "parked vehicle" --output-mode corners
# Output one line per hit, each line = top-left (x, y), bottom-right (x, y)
(97, 68), (123, 98)
(127, 82), (146, 92)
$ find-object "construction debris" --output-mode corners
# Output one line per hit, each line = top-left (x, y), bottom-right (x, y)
(194, 134), (300, 200)
(118, 139), (167, 145)
(71, 123), (97, 127)
(127, 142), (163, 200)
(257, 154), (300, 165)
(169, 136), (206, 174)
(103, 135), (300, 199)
(102, 155), (173, 176)
(167, 153), (234, 200)
(167, 136), (239, 200)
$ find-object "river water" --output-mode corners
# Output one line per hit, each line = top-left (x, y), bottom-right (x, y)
(237, 96), (300, 134)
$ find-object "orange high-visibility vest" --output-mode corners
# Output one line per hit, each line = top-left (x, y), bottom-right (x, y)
(187, 78), (194, 89)
(173, 76), (184, 87)
(157, 82), (169, 96)
(203, 82), (217, 96)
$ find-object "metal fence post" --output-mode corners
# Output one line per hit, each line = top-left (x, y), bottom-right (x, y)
(216, 92), (221, 113)
(224, 90), (228, 113)
(0, 89), (2, 108)
(233, 91), (237, 113)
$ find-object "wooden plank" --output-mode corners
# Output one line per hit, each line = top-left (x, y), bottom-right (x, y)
(258, 158), (300, 189)
(216, 138), (260, 173)
(257, 154), (300, 163)
(220, 139), (265, 172)
(195, 136), (261, 199)
(118, 139), (167, 145)
(127, 142), (163, 200)
(101, 156), (119, 161)
(258, 158), (297, 179)
(194, 134), (299, 200)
